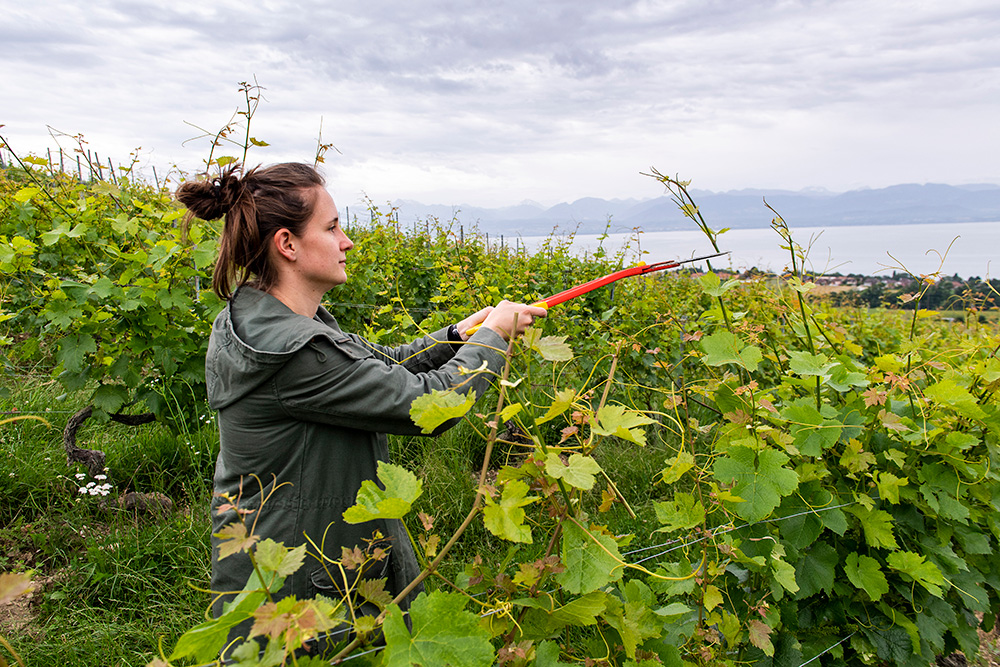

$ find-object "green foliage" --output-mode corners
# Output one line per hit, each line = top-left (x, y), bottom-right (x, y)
(342, 461), (424, 523)
(4, 152), (999, 667)
(0, 159), (221, 431)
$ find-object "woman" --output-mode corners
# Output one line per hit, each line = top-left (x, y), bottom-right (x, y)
(176, 163), (544, 644)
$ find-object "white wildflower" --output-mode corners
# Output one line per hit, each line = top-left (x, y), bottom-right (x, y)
(94, 474), (107, 481)
(75, 473), (86, 480)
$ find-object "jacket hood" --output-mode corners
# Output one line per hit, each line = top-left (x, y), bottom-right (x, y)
(206, 287), (347, 410)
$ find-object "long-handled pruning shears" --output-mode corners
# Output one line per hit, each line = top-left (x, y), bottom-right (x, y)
(467, 250), (730, 334)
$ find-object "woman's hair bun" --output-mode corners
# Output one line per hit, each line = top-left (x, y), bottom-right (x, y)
(176, 164), (250, 221)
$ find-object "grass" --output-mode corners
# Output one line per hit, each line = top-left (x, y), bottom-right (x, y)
(0, 375), (214, 666)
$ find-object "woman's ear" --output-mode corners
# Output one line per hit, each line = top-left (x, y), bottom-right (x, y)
(272, 228), (296, 261)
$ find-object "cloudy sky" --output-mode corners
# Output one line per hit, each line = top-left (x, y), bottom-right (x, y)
(3, 0), (999, 208)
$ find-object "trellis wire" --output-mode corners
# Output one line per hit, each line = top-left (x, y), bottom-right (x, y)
(631, 499), (861, 565)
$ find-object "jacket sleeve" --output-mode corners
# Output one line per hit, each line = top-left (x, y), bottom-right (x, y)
(349, 325), (458, 374)
(272, 326), (508, 435)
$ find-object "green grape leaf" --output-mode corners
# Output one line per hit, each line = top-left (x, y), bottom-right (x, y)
(700, 330), (762, 372)
(171, 587), (266, 661)
(713, 446), (799, 522)
(699, 272), (740, 297)
(555, 521), (624, 594)
(515, 591), (608, 638)
(545, 453), (602, 490)
(343, 462), (423, 523)
(653, 492), (705, 533)
(535, 640), (574, 667)
(794, 541), (838, 599)
(847, 506), (898, 549)
(56, 333), (97, 373)
(91, 383), (130, 414)
(382, 591), (494, 667)
(781, 400), (842, 457)
(787, 351), (835, 378)
(844, 552), (889, 601)
(602, 592), (662, 659)
(924, 379), (986, 419)
(409, 389), (477, 433)
(592, 404), (655, 446)
(865, 625), (912, 664)
(772, 557), (799, 594)
(887, 551), (946, 597)
(193, 239), (218, 270)
(483, 479), (538, 543)
(828, 362), (869, 392)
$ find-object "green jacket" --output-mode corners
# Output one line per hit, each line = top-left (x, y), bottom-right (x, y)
(206, 287), (507, 621)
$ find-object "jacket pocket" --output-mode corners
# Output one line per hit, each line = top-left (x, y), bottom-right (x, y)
(328, 337), (375, 362)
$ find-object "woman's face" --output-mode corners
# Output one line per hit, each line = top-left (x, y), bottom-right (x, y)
(291, 186), (354, 290)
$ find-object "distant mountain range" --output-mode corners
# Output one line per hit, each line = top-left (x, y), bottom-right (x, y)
(372, 183), (1000, 236)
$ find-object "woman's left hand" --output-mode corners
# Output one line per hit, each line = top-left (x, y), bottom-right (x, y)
(455, 306), (494, 341)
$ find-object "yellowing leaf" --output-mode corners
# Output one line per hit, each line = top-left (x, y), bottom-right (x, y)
(0, 572), (34, 605)
(847, 506), (898, 549)
(213, 522), (260, 560)
(254, 539), (307, 578)
(703, 584), (723, 611)
(748, 619), (774, 656)
(660, 449), (696, 484)
(530, 333), (574, 362)
(592, 404), (655, 445)
(875, 471), (908, 504)
(499, 402), (523, 422)
(410, 389), (477, 433)
(545, 453), (602, 490)
(483, 479), (538, 543)
(536, 388), (576, 425)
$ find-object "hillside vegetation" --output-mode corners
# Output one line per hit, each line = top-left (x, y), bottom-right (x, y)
(0, 148), (998, 667)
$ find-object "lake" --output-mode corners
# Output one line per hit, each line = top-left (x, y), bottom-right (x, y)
(520, 221), (998, 279)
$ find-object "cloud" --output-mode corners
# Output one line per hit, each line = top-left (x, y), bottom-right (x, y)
(2, 0), (998, 206)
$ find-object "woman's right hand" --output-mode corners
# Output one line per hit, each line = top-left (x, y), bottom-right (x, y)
(480, 300), (548, 341)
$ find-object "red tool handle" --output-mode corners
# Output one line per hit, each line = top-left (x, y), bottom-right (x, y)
(465, 251), (729, 334)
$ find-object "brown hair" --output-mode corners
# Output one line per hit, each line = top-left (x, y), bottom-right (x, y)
(175, 163), (325, 299)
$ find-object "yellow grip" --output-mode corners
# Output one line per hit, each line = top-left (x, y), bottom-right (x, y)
(462, 300), (549, 337)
